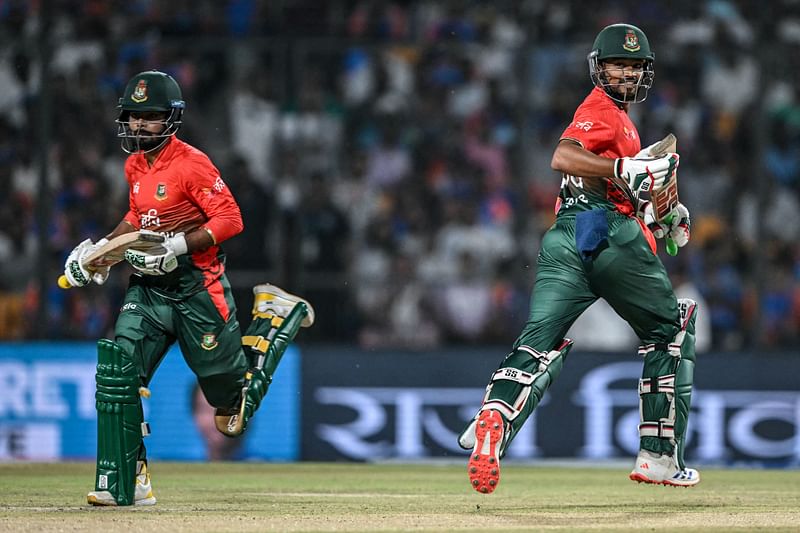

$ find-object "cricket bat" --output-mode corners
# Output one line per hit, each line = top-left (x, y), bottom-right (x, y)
(57, 231), (167, 289)
(645, 133), (680, 256)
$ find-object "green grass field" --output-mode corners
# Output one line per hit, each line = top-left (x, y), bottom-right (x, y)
(1, 462), (799, 532)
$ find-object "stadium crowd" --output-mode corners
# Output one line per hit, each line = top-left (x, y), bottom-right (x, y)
(1, 0), (799, 351)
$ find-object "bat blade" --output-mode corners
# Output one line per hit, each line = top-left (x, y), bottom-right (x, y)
(647, 133), (676, 157)
(647, 133), (679, 221)
(646, 133), (680, 256)
(56, 231), (167, 289)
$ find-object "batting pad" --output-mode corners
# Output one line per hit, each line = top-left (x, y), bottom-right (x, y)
(94, 339), (145, 506)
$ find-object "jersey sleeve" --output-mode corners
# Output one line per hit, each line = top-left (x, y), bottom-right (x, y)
(122, 159), (140, 229)
(181, 155), (244, 244)
(560, 109), (615, 155)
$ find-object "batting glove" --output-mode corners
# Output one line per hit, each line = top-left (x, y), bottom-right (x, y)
(634, 140), (662, 159)
(666, 203), (691, 248)
(90, 238), (111, 285)
(614, 153), (680, 196)
(125, 232), (188, 276)
(636, 200), (668, 238)
(63, 238), (109, 287)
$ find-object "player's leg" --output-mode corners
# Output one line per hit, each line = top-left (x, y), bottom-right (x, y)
(628, 298), (698, 486)
(89, 281), (173, 506)
(594, 214), (699, 486)
(178, 280), (314, 437)
(461, 221), (592, 494)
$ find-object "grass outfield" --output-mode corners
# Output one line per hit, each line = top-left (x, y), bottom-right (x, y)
(1, 462), (799, 532)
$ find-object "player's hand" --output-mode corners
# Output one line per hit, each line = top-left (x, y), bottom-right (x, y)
(64, 238), (107, 287)
(666, 203), (690, 248)
(124, 232), (188, 276)
(634, 140), (662, 158)
(614, 153), (680, 195)
(90, 238), (110, 285)
(637, 200), (668, 238)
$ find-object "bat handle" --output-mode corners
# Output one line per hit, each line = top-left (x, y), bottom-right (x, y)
(666, 238), (678, 256)
(662, 213), (679, 256)
(57, 275), (73, 289)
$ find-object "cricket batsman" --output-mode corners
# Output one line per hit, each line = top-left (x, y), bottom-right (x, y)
(459, 23), (697, 493)
(62, 70), (315, 506)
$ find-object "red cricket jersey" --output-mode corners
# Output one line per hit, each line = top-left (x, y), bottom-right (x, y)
(557, 86), (657, 253)
(557, 86), (642, 217)
(122, 138), (244, 277)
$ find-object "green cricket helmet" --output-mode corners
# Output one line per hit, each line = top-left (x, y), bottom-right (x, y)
(116, 70), (186, 154)
(587, 23), (655, 104)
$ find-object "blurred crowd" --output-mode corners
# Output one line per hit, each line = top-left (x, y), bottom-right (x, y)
(1, 0), (799, 352)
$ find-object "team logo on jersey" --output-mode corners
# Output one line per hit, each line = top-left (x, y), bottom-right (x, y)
(623, 30), (640, 52)
(131, 80), (149, 103)
(155, 183), (168, 200)
(201, 333), (219, 350)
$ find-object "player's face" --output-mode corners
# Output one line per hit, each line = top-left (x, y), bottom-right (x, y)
(128, 111), (168, 151)
(128, 111), (168, 134)
(600, 59), (646, 99)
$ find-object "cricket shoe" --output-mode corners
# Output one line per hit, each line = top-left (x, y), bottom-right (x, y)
(629, 450), (700, 487)
(467, 409), (506, 494)
(458, 418), (477, 450)
(88, 461), (157, 506)
(252, 284), (315, 327)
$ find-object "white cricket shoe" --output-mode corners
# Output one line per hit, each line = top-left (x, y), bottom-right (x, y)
(253, 284), (315, 327)
(87, 461), (157, 506)
(629, 450), (700, 487)
(458, 418), (477, 450)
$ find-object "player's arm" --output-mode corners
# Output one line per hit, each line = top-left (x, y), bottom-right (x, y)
(194, 183), (243, 247)
(183, 227), (215, 253)
(184, 160), (244, 246)
(552, 139), (679, 196)
(551, 139), (615, 178)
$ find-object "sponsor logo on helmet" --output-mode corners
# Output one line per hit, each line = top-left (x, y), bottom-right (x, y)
(623, 30), (640, 52)
(131, 80), (149, 103)
(201, 333), (219, 350)
(155, 183), (168, 200)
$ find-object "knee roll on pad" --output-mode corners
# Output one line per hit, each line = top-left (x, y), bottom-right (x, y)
(638, 299), (697, 467)
(94, 339), (149, 506)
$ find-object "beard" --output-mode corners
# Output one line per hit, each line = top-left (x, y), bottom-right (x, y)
(135, 133), (166, 152)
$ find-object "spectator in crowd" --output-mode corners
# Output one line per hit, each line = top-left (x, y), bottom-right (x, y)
(2, 1), (798, 351)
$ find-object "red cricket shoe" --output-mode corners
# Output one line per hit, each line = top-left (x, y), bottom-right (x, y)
(467, 409), (505, 494)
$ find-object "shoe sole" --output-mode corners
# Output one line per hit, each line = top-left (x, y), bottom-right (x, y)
(87, 486), (157, 506)
(87, 494), (116, 506)
(629, 472), (699, 487)
(253, 284), (315, 327)
(87, 495), (157, 506)
(467, 410), (504, 494)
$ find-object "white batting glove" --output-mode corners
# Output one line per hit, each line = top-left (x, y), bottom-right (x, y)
(614, 153), (680, 196)
(90, 238), (111, 285)
(666, 203), (691, 248)
(124, 232), (188, 276)
(64, 238), (109, 287)
(636, 200), (668, 238)
(634, 140), (662, 158)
